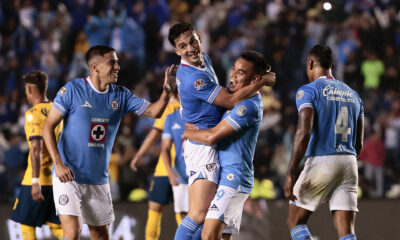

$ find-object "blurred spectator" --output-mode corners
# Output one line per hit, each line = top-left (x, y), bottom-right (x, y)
(361, 50), (385, 90)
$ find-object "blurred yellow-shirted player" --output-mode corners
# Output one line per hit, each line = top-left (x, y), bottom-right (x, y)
(11, 71), (63, 240)
(130, 90), (180, 240)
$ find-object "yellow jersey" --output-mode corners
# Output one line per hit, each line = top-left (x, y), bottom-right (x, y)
(21, 102), (63, 186)
(153, 102), (180, 176)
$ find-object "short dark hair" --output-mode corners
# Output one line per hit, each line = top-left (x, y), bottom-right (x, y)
(168, 22), (195, 47)
(85, 45), (115, 64)
(309, 44), (334, 69)
(240, 50), (269, 75)
(23, 70), (48, 95)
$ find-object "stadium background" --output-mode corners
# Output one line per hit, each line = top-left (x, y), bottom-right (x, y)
(0, 0), (399, 239)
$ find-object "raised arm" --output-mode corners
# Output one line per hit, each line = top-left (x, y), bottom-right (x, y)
(284, 107), (314, 201)
(355, 118), (364, 156)
(30, 139), (45, 202)
(183, 120), (237, 145)
(130, 128), (162, 171)
(212, 72), (276, 109)
(142, 65), (177, 118)
(43, 108), (74, 182)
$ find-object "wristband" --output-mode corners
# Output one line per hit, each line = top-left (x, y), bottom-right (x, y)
(32, 178), (39, 184)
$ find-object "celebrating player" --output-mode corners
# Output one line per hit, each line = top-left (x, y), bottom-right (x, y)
(168, 22), (275, 240)
(130, 90), (180, 240)
(284, 45), (364, 240)
(11, 71), (63, 239)
(183, 51), (269, 240)
(42, 45), (176, 240)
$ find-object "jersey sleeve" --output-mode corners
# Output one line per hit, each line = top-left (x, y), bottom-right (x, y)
(295, 84), (316, 112)
(24, 109), (43, 141)
(162, 114), (172, 139)
(53, 82), (74, 116)
(184, 72), (222, 104)
(122, 86), (150, 116)
(223, 99), (258, 132)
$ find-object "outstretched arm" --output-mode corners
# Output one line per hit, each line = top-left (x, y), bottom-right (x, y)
(130, 128), (162, 171)
(212, 72), (276, 109)
(284, 107), (314, 201)
(142, 65), (177, 118)
(183, 120), (236, 145)
(43, 108), (74, 182)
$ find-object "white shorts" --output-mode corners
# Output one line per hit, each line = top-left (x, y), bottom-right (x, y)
(172, 184), (189, 213)
(183, 140), (220, 186)
(205, 185), (249, 235)
(291, 155), (358, 212)
(52, 174), (115, 226)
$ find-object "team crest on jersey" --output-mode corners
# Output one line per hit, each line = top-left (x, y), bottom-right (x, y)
(59, 195), (69, 205)
(89, 123), (108, 142)
(226, 173), (234, 181)
(26, 114), (34, 122)
(297, 90), (304, 100)
(60, 87), (66, 96)
(111, 100), (119, 110)
(236, 105), (247, 117)
(206, 163), (217, 172)
(194, 79), (206, 90)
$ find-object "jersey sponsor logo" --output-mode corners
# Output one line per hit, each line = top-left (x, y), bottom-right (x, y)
(59, 195), (69, 205)
(26, 114), (34, 122)
(41, 108), (49, 117)
(193, 79), (206, 90)
(172, 123), (181, 129)
(89, 123), (107, 142)
(206, 163), (217, 172)
(60, 87), (66, 96)
(226, 173), (234, 181)
(297, 90), (304, 100)
(236, 105), (247, 117)
(322, 85), (356, 103)
(81, 101), (93, 108)
(111, 100), (119, 110)
(209, 204), (219, 211)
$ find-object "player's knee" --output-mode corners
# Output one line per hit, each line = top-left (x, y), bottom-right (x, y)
(201, 229), (218, 240)
(188, 211), (207, 225)
(287, 217), (298, 230)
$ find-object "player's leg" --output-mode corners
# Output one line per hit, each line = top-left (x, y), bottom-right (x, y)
(287, 204), (313, 240)
(202, 219), (225, 240)
(187, 179), (217, 223)
(146, 201), (164, 240)
(46, 222), (63, 239)
(88, 224), (110, 240)
(20, 224), (36, 240)
(332, 210), (356, 239)
(59, 215), (82, 240)
(172, 183), (189, 226)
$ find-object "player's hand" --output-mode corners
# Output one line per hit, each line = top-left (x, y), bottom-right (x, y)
(163, 65), (177, 93)
(284, 174), (297, 201)
(55, 164), (75, 183)
(167, 170), (180, 186)
(261, 71), (276, 87)
(184, 122), (198, 130)
(31, 183), (45, 202)
(130, 155), (141, 172)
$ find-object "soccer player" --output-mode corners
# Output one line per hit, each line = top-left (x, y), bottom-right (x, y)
(130, 90), (180, 240)
(183, 51), (269, 240)
(168, 22), (275, 239)
(42, 45), (176, 240)
(284, 45), (364, 240)
(160, 107), (189, 225)
(11, 71), (63, 239)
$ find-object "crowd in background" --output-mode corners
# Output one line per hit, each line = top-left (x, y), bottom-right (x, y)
(1, 0), (400, 204)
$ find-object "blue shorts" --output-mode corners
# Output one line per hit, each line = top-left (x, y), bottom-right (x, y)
(11, 185), (60, 226)
(148, 176), (173, 204)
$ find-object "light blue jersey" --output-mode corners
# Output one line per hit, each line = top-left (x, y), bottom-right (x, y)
(162, 110), (188, 183)
(53, 77), (149, 184)
(218, 94), (263, 194)
(295, 76), (364, 157)
(176, 53), (223, 131)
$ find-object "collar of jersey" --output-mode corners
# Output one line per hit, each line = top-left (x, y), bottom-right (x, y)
(317, 75), (335, 81)
(85, 76), (109, 94)
(181, 58), (206, 71)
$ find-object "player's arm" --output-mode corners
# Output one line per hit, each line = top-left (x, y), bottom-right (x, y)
(212, 72), (275, 109)
(30, 138), (45, 202)
(160, 137), (180, 186)
(284, 107), (314, 201)
(184, 120), (236, 145)
(355, 118), (364, 156)
(43, 108), (74, 182)
(130, 127), (162, 171)
(142, 65), (177, 118)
